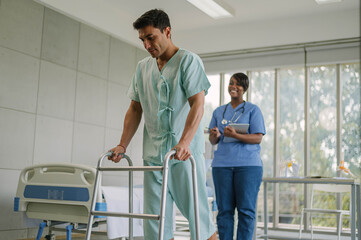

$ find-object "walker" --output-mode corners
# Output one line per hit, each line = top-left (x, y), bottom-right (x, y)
(85, 149), (200, 240)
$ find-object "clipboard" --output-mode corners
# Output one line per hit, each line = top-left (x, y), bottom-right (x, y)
(223, 123), (249, 143)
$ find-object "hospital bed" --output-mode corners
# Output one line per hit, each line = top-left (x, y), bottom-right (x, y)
(13, 163), (107, 240)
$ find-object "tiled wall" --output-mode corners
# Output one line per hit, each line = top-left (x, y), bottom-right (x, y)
(0, 0), (148, 238)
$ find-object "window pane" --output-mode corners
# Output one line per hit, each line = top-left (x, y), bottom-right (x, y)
(309, 65), (337, 177)
(251, 70), (275, 177)
(341, 63), (361, 178)
(279, 68), (305, 175)
(203, 74), (220, 131)
(224, 73), (231, 104)
(251, 70), (275, 225)
(279, 68), (305, 225)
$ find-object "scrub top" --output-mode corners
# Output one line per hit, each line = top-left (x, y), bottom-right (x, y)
(209, 101), (266, 167)
(127, 48), (211, 164)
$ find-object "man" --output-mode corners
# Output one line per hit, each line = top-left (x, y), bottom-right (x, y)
(109, 9), (217, 240)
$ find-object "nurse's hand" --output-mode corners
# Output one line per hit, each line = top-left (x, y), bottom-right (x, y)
(172, 143), (191, 161)
(209, 127), (221, 138)
(108, 145), (126, 163)
(224, 126), (237, 138)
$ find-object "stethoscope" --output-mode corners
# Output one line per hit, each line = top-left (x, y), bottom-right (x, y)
(221, 101), (246, 125)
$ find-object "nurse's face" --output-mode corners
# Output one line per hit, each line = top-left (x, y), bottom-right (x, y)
(138, 25), (170, 58)
(228, 77), (245, 99)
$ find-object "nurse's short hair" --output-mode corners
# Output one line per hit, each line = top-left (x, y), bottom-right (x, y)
(133, 9), (171, 32)
(231, 72), (249, 92)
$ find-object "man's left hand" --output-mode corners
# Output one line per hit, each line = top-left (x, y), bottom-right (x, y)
(172, 142), (191, 161)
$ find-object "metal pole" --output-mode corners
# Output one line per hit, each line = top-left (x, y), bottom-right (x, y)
(351, 184), (356, 240)
(273, 68), (280, 228)
(158, 150), (200, 240)
(85, 151), (112, 240)
(158, 150), (173, 240)
(263, 182), (268, 240)
(123, 155), (134, 240)
(190, 155), (200, 240)
(357, 184), (361, 240)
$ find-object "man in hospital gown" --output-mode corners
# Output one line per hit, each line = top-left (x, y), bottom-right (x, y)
(109, 9), (217, 240)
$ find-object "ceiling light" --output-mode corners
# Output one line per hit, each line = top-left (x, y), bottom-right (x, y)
(186, 0), (235, 19)
(315, 0), (342, 4)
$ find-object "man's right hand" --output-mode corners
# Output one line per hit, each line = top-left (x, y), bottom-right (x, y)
(108, 145), (126, 163)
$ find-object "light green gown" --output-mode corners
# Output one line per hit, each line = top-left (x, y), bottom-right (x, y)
(127, 48), (215, 239)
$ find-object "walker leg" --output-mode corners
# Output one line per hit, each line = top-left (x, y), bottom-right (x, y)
(36, 222), (47, 240)
(190, 156), (200, 240)
(158, 156), (171, 240)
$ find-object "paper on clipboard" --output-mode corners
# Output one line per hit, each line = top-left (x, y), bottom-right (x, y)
(223, 123), (249, 143)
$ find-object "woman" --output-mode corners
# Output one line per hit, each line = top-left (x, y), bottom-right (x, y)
(209, 72), (265, 240)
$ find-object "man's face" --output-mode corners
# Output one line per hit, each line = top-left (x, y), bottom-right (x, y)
(138, 25), (170, 58)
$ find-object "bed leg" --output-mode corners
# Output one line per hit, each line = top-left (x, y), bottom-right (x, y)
(66, 224), (73, 240)
(36, 222), (47, 240)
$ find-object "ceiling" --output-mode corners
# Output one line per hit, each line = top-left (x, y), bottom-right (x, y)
(35, 0), (359, 54)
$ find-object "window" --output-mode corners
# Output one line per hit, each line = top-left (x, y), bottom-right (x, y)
(251, 70), (276, 226)
(251, 70), (275, 178)
(279, 67), (305, 225)
(203, 74), (220, 131)
(309, 65), (337, 177)
(279, 68), (305, 175)
(341, 63), (361, 177)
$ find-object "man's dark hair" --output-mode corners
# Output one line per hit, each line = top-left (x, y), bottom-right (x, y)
(232, 72), (249, 92)
(133, 9), (171, 32)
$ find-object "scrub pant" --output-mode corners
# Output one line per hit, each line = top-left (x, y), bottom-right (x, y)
(143, 153), (216, 240)
(212, 166), (263, 240)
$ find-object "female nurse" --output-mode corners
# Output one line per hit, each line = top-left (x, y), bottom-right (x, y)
(208, 72), (265, 240)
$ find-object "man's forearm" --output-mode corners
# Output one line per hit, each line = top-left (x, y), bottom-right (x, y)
(178, 91), (205, 146)
(119, 101), (143, 148)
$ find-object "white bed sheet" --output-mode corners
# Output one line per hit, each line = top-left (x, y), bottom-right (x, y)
(102, 186), (144, 239)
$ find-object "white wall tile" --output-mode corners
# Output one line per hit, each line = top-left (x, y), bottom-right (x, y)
(0, 0), (43, 57)
(75, 72), (107, 126)
(108, 38), (136, 86)
(26, 227), (44, 238)
(78, 24), (110, 79)
(72, 122), (105, 166)
(104, 128), (143, 185)
(0, 169), (24, 231)
(37, 61), (76, 120)
(105, 128), (122, 150)
(106, 82), (130, 129)
(0, 0), (150, 234)
(136, 47), (149, 63)
(0, 46), (39, 113)
(0, 229), (27, 240)
(104, 115), (144, 167)
(33, 116), (73, 164)
(0, 108), (35, 169)
(41, 8), (80, 69)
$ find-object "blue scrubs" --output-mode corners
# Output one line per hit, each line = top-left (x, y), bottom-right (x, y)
(128, 48), (215, 239)
(209, 101), (265, 240)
